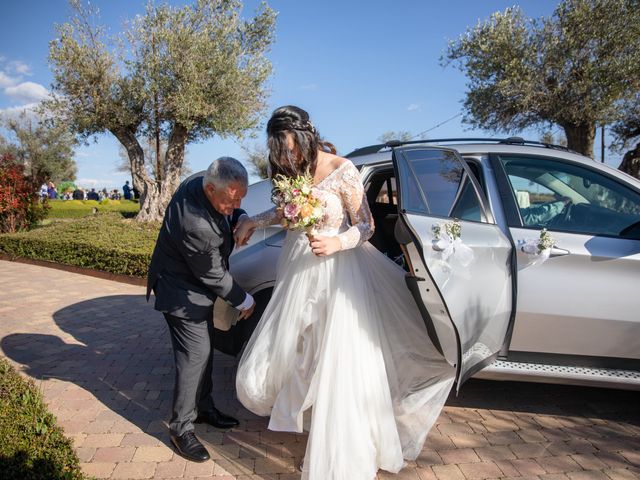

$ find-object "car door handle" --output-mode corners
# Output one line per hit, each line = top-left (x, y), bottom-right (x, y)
(432, 242), (446, 252)
(549, 246), (570, 257)
(519, 244), (570, 256)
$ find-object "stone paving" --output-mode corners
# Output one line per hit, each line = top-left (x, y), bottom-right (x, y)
(0, 258), (639, 480)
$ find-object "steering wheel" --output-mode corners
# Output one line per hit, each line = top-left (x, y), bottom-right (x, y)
(548, 201), (573, 228)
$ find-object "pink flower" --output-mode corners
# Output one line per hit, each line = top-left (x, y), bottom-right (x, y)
(284, 203), (300, 219)
(292, 188), (301, 197)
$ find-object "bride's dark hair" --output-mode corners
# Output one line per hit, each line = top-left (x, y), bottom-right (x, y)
(266, 105), (336, 178)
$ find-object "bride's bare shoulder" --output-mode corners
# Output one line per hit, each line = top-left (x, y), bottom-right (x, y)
(324, 152), (350, 171)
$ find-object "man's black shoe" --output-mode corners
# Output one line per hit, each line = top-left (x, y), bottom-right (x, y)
(170, 431), (210, 462)
(195, 407), (239, 429)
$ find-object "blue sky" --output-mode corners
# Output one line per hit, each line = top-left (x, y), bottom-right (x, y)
(0, 0), (618, 189)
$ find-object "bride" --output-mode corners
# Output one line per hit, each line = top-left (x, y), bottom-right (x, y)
(234, 105), (455, 479)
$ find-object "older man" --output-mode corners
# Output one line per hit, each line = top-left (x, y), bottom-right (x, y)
(147, 157), (255, 462)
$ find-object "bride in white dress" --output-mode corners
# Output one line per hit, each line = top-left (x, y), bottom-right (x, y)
(234, 106), (455, 480)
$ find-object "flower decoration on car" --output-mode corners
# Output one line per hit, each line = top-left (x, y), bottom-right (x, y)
(431, 218), (473, 267)
(520, 228), (556, 266)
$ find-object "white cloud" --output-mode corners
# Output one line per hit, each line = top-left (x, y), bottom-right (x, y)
(0, 102), (41, 122)
(0, 71), (18, 88)
(9, 61), (31, 75)
(407, 103), (420, 112)
(298, 83), (318, 91)
(4, 81), (49, 103)
(76, 178), (119, 188)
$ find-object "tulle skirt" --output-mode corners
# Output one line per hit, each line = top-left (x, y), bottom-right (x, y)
(236, 231), (455, 480)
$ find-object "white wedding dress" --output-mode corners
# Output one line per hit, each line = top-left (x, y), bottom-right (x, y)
(236, 160), (455, 480)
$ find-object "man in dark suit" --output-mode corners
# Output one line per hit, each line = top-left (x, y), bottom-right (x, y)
(147, 157), (255, 462)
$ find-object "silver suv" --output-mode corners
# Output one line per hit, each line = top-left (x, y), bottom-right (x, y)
(220, 138), (640, 391)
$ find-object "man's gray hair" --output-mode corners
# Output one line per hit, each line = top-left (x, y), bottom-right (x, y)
(203, 156), (248, 189)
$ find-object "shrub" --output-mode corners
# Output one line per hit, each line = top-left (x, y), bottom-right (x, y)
(0, 357), (86, 480)
(0, 213), (159, 277)
(56, 181), (76, 195)
(0, 155), (48, 233)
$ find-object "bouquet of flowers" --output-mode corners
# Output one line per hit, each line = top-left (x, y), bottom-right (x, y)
(271, 173), (324, 232)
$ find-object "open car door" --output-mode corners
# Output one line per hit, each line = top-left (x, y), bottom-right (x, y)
(392, 146), (514, 390)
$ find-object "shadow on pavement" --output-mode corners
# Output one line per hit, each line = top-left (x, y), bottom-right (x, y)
(1, 294), (300, 475)
(2, 295), (172, 444)
(449, 378), (640, 425)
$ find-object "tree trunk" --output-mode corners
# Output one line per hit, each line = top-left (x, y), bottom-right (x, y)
(112, 128), (155, 222)
(618, 142), (640, 180)
(562, 123), (596, 158)
(112, 125), (188, 223)
(139, 124), (188, 223)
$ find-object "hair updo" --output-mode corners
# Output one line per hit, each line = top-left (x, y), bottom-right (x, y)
(266, 105), (336, 179)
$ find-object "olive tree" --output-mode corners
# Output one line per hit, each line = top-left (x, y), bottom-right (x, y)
(442, 0), (640, 157)
(2, 113), (77, 184)
(47, 0), (276, 221)
(611, 94), (640, 179)
(378, 131), (413, 143)
(242, 142), (269, 180)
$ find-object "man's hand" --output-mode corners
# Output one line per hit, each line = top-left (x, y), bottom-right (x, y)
(234, 217), (256, 247)
(554, 194), (572, 205)
(238, 299), (256, 320)
(308, 234), (341, 256)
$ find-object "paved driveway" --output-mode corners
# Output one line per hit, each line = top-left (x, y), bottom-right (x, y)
(0, 259), (638, 480)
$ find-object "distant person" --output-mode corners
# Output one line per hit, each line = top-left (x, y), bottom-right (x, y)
(133, 186), (140, 200)
(72, 188), (84, 200)
(47, 182), (57, 200)
(112, 189), (121, 200)
(123, 181), (132, 200)
(39, 183), (48, 201)
(87, 188), (99, 201)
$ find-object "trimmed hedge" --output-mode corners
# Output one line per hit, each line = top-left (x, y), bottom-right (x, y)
(0, 213), (159, 277)
(0, 357), (86, 480)
(47, 199), (140, 219)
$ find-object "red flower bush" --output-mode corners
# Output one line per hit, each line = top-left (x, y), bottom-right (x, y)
(0, 155), (48, 233)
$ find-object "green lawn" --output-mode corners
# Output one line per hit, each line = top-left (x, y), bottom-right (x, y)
(47, 199), (140, 219)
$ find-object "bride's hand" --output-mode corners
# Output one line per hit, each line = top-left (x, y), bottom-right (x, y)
(234, 217), (256, 246)
(308, 234), (341, 256)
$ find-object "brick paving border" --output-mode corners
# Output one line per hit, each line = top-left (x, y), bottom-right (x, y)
(1, 259), (639, 479)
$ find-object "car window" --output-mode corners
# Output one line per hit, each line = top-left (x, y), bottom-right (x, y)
(451, 175), (484, 222)
(375, 177), (397, 205)
(500, 156), (640, 238)
(399, 148), (486, 222)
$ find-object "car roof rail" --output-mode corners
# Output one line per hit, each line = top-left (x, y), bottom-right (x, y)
(346, 137), (576, 157)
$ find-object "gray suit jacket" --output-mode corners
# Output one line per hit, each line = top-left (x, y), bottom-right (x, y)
(146, 171), (247, 320)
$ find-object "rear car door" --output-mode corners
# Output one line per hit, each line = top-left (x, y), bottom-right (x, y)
(392, 146), (514, 389)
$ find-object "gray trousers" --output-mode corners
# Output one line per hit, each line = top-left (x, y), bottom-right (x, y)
(164, 313), (218, 436)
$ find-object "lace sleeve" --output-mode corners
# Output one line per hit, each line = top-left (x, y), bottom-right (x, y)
(336, 161), (375, 250)
(251, 206), (280, 228)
